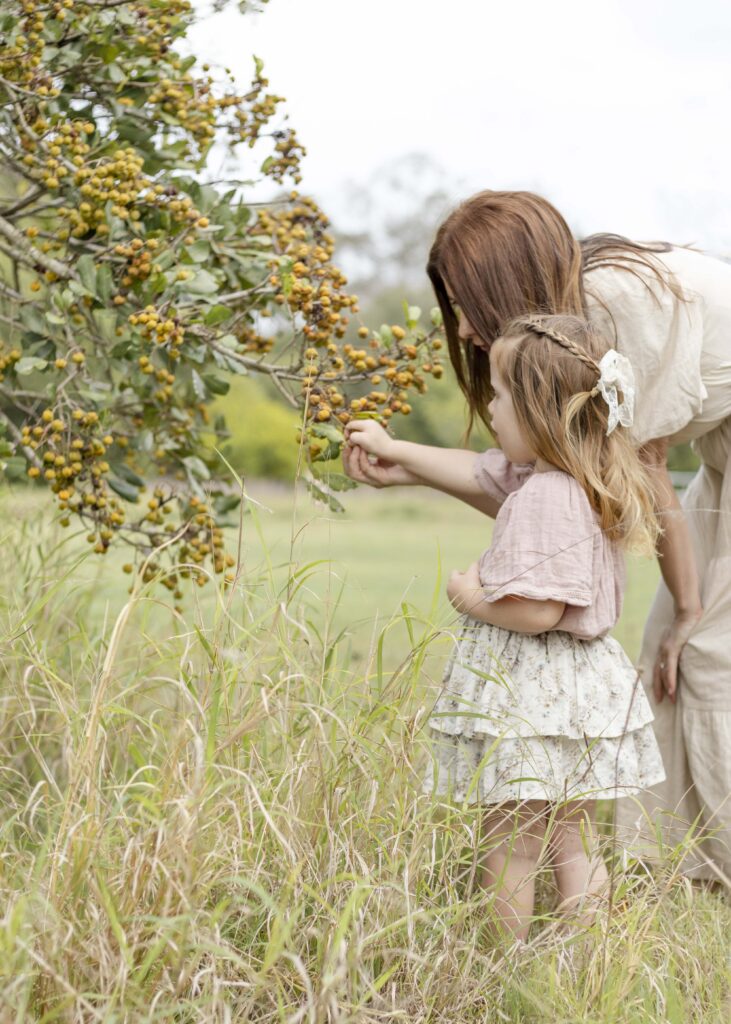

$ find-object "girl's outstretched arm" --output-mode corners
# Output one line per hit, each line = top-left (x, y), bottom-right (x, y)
(447, 563), (565, 634)
(344, 419), (501, 518)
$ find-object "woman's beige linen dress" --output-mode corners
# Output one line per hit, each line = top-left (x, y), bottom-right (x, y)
(585, 246), (731, 881)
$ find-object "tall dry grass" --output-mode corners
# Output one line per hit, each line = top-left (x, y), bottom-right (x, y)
(0, 484), (729, 1022)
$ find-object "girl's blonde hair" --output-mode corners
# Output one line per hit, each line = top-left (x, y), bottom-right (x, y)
(493, 313), (661, 555)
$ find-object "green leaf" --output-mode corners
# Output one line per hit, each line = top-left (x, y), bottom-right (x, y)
(191, 368), (206, 401)
(316, 472), (357, 492)
(310, 421), (344, 444)
(107, 476), (140, 502)
(96, 264), (114, 303)
(21, 306), (46, 333)
(113, 463), (146, 488)
(305, 474), (345, 513)
(204, 305), (233, 327)
(77, 254), (98, 297)
(185, 240), (210, 263)
(430, 306), (443, 327)
(214, 494), (241, 515)
(186, 270), (219, 296)
(217, 334), (238, 349)
(202, 374), (230, 396)
(1, 456), (27, 482)
(379, 324), (394, 347)
(92, 308), (118, 342)
(30, 339), (56, 360)
(182, 455), (210, 481)
(406, 304), (421, 327)
(15, 357), (47, 375)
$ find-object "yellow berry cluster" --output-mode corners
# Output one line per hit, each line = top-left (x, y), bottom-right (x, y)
(230, 63), (306, 183)
(0, 1), (52, 84)
(114, 237), (161, 291)
(267, 129), (306, 184)
(127, 1), (194, 62)
(21, 116), (92, 179)
(22, 408), (129, 550)
(256, 194), (358, 351)
(247, 192), (445, 431)
(128, 305), (185, 359)
(0, 345), (23, 383)
(176, 496), (237, 589)
(148, 74), (219, 153)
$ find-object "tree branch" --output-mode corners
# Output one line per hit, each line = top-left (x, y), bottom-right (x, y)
(0, 214), (76, 280)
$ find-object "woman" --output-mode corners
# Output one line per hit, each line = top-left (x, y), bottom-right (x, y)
(343, 190), (731, 882)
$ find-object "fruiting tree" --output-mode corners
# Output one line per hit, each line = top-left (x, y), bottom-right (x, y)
(0, 0), (444, 605)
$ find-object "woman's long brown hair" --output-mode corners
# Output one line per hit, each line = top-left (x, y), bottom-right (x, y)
(427, 190), (681, 434)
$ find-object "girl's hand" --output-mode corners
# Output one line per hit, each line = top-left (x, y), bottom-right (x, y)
(343, 420), (422, 488)
(652, 606), (704, 704)
(447, 562), (483, 613)
(345, 419), (397, 460)
(342, 443), (422, 487)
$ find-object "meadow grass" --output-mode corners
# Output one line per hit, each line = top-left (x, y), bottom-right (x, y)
(0, 482), (729, 1022)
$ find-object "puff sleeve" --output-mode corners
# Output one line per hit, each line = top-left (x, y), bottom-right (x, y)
(478, 473), (598, 606)
(584, 258), (706, 446)
(473, 448), (534, 506)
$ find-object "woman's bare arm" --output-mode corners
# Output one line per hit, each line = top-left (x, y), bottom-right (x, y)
(641, 437), (704, 702)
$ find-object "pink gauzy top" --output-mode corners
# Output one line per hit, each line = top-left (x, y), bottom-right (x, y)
(473, 449), (626, 641)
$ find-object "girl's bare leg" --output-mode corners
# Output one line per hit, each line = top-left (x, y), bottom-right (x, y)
(547, 799), (608, 929)
(480, 800), (548, 943)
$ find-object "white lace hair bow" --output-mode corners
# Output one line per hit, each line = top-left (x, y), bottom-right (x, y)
(595, 349), (636, 435)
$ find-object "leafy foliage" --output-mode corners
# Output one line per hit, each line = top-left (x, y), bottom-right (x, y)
(0, 0), (443, 606)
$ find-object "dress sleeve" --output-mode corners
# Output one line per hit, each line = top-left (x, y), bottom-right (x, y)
(584, 258), (706, 446)
(473, 447), (534, 506)
(479, 474), (596, 605)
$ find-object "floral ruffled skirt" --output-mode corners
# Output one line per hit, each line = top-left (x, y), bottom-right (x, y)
(422, 618), (666, 804)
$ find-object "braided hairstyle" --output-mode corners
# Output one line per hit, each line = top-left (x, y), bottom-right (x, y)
(492, 314), (660, 554)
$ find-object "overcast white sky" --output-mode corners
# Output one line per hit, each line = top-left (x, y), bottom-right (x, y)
(190, 0), (731, 256)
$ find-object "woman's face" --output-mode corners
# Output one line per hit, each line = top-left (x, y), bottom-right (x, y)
(487, 342), (536, 465)
(444, 283), (489, 352)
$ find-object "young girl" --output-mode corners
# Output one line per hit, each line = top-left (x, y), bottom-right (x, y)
(345, 313), (666, 942)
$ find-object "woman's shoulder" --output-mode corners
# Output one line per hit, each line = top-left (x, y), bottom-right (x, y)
(584, 245), (731, 309)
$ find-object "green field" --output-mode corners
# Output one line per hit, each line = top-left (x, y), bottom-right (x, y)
(1, 481), (660, 674)
(242, 481), (661, 668)
(2, 482), (729, 1023)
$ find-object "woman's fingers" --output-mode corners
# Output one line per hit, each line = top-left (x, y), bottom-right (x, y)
(652, 649), (677, 704)
(652, 608), (702, 704)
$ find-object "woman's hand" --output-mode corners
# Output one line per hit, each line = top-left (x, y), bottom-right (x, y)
(343, 420), (423, 488)
(640, 436), (704, 704)
(652, 606), (704, 704)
